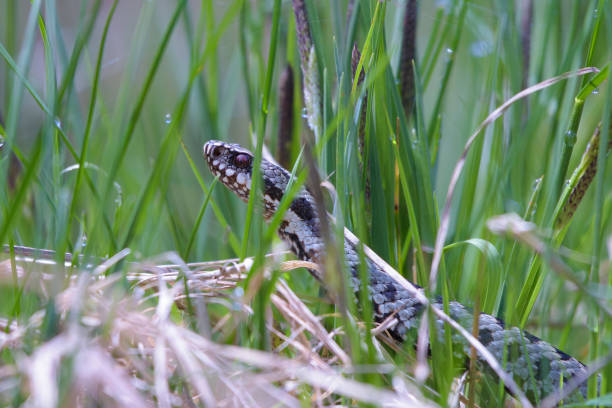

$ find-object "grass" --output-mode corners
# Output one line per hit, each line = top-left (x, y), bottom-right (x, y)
(1, 0), (612, 406)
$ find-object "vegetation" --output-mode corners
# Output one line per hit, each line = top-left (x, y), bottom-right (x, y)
(0, 0), (611, 406)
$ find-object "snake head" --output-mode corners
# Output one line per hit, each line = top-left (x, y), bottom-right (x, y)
(203, 140), (293, 219)
(203, 140), (253, 202)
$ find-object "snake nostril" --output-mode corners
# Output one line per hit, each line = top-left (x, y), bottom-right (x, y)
(210, 146), (224, 160)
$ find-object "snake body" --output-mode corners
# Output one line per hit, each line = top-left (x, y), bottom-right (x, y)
(203, 140), (589, 403)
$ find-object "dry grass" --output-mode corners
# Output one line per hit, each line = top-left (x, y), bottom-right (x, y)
(0, 249), (438, 407)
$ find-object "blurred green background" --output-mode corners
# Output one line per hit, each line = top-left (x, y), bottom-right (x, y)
(1, 0), (608, 259)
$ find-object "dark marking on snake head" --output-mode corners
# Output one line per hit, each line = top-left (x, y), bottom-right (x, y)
(263, 177), (285, 201)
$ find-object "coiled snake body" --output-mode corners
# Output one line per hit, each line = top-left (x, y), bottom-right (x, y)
(203, 140), (588, 403)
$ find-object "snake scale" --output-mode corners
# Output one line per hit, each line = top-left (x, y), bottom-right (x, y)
(203, 140), (589, 403)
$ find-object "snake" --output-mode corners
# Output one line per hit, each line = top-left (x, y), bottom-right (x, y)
(203, 140), (590, 403)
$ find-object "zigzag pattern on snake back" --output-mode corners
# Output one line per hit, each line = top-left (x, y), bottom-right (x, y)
(203, 140), (589, 403)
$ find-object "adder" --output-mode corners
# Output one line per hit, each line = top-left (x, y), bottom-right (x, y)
(203, 140), (590, 404)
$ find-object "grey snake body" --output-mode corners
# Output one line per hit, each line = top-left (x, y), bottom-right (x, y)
(203, 140), (589, 403)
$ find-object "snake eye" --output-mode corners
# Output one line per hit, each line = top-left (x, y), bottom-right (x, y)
(234, 153), (251, 168)
(210, 146), (224, 159)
